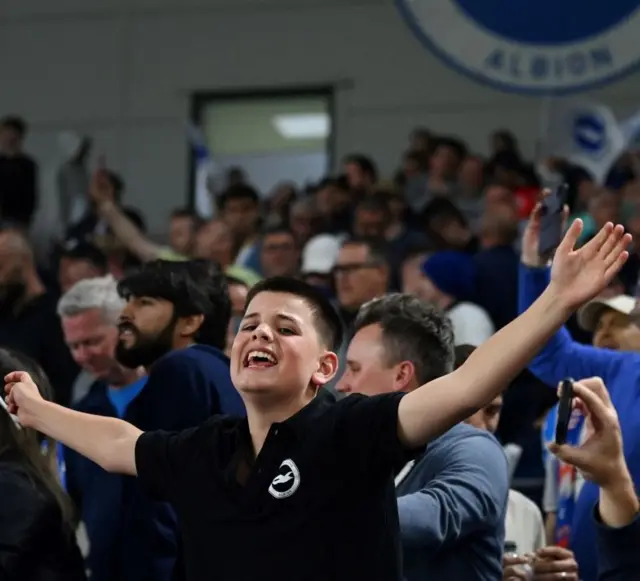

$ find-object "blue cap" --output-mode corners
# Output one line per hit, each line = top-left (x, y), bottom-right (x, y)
(421, 251), (477, 302)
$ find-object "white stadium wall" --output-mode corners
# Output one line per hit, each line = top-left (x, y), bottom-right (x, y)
(1, 0), (640, 232)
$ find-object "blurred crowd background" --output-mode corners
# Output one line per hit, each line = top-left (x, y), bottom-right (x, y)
(3, 106), (640, 505)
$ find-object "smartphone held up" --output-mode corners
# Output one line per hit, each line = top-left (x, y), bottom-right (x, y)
(538, 183), (569, 259)
(555, 378), (575, 445)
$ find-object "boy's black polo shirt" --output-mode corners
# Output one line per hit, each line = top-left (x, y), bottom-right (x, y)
(135, 389), (413, 581)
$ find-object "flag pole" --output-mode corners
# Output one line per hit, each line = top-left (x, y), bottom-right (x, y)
(535, 95), (552, 164)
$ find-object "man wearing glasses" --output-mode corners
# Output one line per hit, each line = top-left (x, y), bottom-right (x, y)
(332, 237), (390, 386)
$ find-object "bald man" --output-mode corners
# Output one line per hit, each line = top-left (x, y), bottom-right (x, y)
(0, 226), (78, 403)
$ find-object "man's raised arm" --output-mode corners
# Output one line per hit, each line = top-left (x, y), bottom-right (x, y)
(4, 371), (141, 475)
(90, 169), (167, 263)
(397, 219), (631, 449)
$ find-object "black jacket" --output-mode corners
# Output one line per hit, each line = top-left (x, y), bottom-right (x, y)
(0, 154), (38, 226)
(0, 293), (79, 406)
(0, 456), (86, 580)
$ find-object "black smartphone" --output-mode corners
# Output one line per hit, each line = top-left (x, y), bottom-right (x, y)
(504, 541), (518, 555)
(538, 183), (568, 259)
(555, 378), (574, 445)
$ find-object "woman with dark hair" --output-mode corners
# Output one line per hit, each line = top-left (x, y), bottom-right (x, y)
(0, 348), (86, 580)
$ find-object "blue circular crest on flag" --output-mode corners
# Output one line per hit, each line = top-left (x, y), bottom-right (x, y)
(396, 0), (640, 95)
(573, 114), (606, 153)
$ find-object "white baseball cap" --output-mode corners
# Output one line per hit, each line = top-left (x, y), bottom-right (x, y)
(301, 234), (341, 275)
(576, 295), (637, 331)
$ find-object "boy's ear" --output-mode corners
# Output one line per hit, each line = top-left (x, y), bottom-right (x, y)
(311, 352), (339, 386)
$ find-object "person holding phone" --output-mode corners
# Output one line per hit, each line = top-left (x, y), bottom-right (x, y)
(518, 198), (640, 581)
(65, 161), (146, 276)
(549, 377), (640, 581)
(0, 348), (86, 580)
(459, 347), (579, 581)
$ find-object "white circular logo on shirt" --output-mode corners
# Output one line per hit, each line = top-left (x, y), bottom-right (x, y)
(268, 459), (301, 499)
(396, 0), (640, 94)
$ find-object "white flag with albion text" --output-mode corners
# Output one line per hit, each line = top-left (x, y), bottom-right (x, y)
(542, 101), (626, 184)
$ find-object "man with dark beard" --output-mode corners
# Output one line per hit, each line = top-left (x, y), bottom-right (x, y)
(0, 225), (78, 404)
(113, 259), (244, 421)
(63, 259), (244, 581)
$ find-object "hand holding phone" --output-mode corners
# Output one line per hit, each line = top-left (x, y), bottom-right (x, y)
(555, 378), (574, 445)
(503, 544), (534, 580)
(0, 394), (21, 429)
(538, 183), (569, 259)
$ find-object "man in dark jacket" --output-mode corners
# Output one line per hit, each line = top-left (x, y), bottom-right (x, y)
(0, 226), (78, 404)
(0, 116), (38, 227)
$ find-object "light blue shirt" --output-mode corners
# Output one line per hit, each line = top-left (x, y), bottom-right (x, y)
(107, 377), (147, 418)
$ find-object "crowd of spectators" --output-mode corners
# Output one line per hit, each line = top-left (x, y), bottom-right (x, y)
(0, 113), (638, 581)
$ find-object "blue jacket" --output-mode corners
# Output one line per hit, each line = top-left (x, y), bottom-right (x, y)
(474, 245), (520, 330)
(518, 265), (640, 581)
(396, 423), (509, 581)
(595, 505), (640, 581)
(65, 345), (245, 581)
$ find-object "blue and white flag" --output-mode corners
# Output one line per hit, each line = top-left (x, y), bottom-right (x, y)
(620, 108), (640, 150)
(187, 125), (216, 219)
(542, 101), (626, 184)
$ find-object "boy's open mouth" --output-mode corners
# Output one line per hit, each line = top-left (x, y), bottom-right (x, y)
(244, 350), (278, 369)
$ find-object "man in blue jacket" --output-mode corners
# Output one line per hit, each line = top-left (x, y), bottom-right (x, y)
(518, 204), (640, 581)
(60, 261), (245, 581)
(337, 293), (509, 581)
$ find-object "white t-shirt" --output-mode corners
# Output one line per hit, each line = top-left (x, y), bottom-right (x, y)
(505, 489), (546, 555)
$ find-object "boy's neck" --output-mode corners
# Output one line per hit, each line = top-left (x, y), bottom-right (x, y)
(245, 390), (316, 457)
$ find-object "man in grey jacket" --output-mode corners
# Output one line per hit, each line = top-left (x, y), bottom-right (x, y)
(337, 293), (509, 581)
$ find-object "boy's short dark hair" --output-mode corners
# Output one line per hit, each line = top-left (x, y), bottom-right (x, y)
(245, 277), (343, 351)
(117, 259), (230, 350)
(354, 293), (454, 385)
